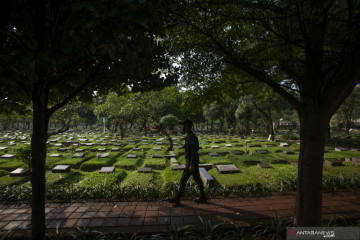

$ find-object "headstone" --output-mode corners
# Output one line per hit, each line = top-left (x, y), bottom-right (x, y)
(256, 150), (268, 154)
(199, 168), (214, 187)
(99, 167), (115, 173)
(217, 164), (240, 174)
(203, 142), (209, 145)
(351, 157), (360, 164)
(8, 142), (16, 146)
(96, 153), (109, 158)
(351, 148), (360, 151)
(52, 165), (71, 173)
(153, 147), (161, 151)
(245, 140), (251, 143)
(214, 141), (220, 144)
(50, 154), (62, 157)
(57, 148), (67, 152)
(265, 144), (275, 147)
(211, 145), (219, 149)
(225, 144), (233, 147)
(0, 154), (15, 159)
(86, 143), (95, 146)
(0, 147), (7, 151)
(232, 150), (244, 155)
(54, 143), (62, 147)
(247, 144), (255, 147)
(98, 148), (106, 152)
(209, 153), (219, 156)
(100, 143), (107, 146)
(172, 164), (186, 170)
(133, 148), (141, 151)
(138, 167), (152, 173)
(152, 153), (163, 158)
(335, 147), (347, 152)
(75, 149), (84, 152)
(283, 150), (294, 155)
(257, 139), (265, 142)
(127, 154), (137, 158)
(292, 162), (299, 167)
(280, 143), (289, 147)
(72, 153), (85, 158)
(111, 139), (117, 142)
(128, 143), (135, 145)
(257, 163), (272, 168)
(173, 142), (179, 145)
(10, 168), (30, 177)
(325, 159), (342, 166)
(78, 138), (88, 142)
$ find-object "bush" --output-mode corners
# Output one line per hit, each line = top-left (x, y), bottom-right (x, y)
(15, 145), (31, 167)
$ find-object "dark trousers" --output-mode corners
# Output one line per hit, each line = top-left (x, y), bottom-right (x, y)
(175, 167), (205, 199)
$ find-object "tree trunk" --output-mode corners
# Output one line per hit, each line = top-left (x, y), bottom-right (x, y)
(345, 121), (351, 137)
(165, 128), (173, 152)
(295, 112), (328, 226)
(210, 119), (213, 131)
(267, 108), (275, 141)
(31, 87), (48, 240)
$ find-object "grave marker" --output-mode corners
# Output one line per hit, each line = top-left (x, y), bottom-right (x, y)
(75, 149), (84, 152)
(52, 165), (71, 173)
(335, 147), (347, 152)
(283, 150), (294, 155)
(138, 167), (152, 173)
(50, 154), (62, 157)
(325, 159), (342, 166)
(199, 168), (214, 187)
(152, 153), (163, 158)
(99, 167), (115, 173)
(72, 153), (85, 158)
(211, 145), (219, 149)
(173, 164), (186, 170)
(127, 154), (137, 158)
(98, 148), (106, 152)
(232, 150), (244, 155)
(10, 168), (30, 177)
(217, 164), (239, 174)
(0, 154), (15, 159)
(280, 143), (289, 147)
(96, 153), (109, 158)
(209, 153), (219, 156)
(225, 144), (233, 147)
(257, 163), (272, 168)
(256, 150), (268, 154)
(153, 147), (161, 151)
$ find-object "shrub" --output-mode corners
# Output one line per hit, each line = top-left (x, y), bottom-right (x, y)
(15, 145), (31, 167)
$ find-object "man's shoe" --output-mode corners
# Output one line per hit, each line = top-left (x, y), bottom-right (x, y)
(194, 198), (207, 204)
(167, 198), (180, 205)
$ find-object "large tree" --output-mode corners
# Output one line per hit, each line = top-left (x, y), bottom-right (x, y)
(0, 1), (174, 239)
(167, 0), (360, 226)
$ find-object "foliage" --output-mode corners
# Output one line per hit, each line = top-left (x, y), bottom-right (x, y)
(160, 114), (179, 131)
(15, 145), (31, 167)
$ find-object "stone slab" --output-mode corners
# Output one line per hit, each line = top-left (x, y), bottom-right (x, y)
(265, 144), (275, 147)
(211, 145), (219, 149)
(50, 154), (62, 157)
(280, 143), (289, 147)
(127, 154), (137, 158)
(52, 165), (71, 173)
(111, 148), (120, 151)
(97, 148), (106, 152)
(217, 164), (239, 174)
(152, 153), (163, 158)
(57, 148), (67, 152)
(172, 164), (186, 170)
(283, 150), (294, 155)
(225, 144), (233, 147)
(54, 143), (62, 147)
(138, 167), (152, 173)
(209, 153), (219, 156)
(153, 147), (161, 151)
(256, 150), (268, 154)
(0, 154), (15, 159)
(199, 167), (214, 187)
(335, 147), (347, 152)
(75, 149), (84, 152)
(72, 153), (85, 158)
(132, 148), (141, 151)
(0, 147), (8, 151)
(198, 164), (212, 170)
(232, 150), (244, 155)
(99, 167), (115, 173)
(177, 146), (184, 149)
(257, 163), (272, 168)
(96, 153), (109, 158)
(325, 159), (342, 166)
(10, 168), (30, 177)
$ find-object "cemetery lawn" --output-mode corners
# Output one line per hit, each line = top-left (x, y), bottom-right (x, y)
(0, 131), (360, 201)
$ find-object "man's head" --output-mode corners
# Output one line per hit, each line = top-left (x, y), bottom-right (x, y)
(180, 119), (193, 134)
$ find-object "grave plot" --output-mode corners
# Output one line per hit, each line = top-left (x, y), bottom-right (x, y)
(113, 151), (145, 170)
(143, 157), (167, 170)
(99, 167), (115, 173)
(77, 169), (127, 188)
(0, 160), (26, 171)
(122, 170), (163, 188)
(50, 154), (94, 170)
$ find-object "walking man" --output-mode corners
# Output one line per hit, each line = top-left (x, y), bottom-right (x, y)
(167, 119), (207, 205)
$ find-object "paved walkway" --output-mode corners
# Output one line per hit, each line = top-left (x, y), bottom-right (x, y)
(0, 191), (359, 238)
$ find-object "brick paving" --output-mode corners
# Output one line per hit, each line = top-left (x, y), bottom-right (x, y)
(0, 191), (359, 238)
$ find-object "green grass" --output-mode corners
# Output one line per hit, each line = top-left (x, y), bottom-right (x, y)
(0, 175), (29, 188)
(122, 170), (163, 187)
(0, 160), (26, 171)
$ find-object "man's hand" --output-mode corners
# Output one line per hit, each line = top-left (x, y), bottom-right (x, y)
(189, 164), (195, 173)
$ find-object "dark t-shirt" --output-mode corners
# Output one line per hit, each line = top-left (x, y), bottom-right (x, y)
(184, 132), (199, 166)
